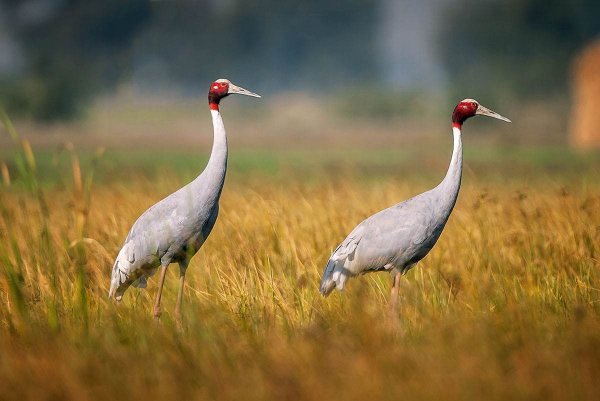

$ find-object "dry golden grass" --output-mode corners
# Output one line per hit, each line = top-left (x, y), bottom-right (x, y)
(1, 109), (600, 400)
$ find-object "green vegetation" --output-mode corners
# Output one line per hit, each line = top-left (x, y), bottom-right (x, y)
(2, 143), (599, 189)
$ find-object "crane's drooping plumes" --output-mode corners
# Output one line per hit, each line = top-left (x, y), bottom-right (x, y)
(320, 98), (510, 308)
(109, 78), (259, 324)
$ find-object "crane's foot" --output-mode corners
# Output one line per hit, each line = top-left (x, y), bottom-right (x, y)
(388, 271), (401, 311)
(174, 265), (186, 332)
(153, 305), (162, 322)
(153, 264), (169, 324)
(174, 309), (183, 331)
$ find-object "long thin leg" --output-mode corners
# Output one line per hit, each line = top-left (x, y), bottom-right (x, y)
(153, 264), (169, 321)
(174, 263), (188, 327)
(389, 271), (401, 310)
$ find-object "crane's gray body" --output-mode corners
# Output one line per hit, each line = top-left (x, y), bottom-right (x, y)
(109, 110), (227, 301)
(320, 127), (463, 294)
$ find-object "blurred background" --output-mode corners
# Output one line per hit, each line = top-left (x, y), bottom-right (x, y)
(0, 0), (599, 161)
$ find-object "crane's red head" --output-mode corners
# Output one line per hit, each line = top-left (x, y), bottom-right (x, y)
(208, 78), (260, 110)
(208, 79), (230, 110)
(452, 99), (478, 127)
(452, 98), (511, 128)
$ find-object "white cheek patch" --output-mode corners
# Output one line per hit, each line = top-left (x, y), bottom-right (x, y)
(213, 86), (219, 90)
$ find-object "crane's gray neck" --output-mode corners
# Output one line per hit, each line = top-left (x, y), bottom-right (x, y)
(434, 126), (462, 210)
(191, 109), (228, 197)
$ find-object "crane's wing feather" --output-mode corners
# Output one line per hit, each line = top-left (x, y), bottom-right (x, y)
(109, 182), (222, 300)
(109, 192), (191, 300)
(320, 192), (437, 295)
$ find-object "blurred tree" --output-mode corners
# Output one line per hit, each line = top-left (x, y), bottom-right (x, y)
(0, 0), (379, 120)
(131, 0), (379, 93)
(0, 0), (150, 120)
(438, 0), (600, 102)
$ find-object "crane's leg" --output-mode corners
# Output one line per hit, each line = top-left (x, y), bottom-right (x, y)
(174, 262), (188, 328)
(153, 263), (169, 321)
(389, 270), (401, 310)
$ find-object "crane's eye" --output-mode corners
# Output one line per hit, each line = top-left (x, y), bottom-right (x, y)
(471, 102), (477, 108)
(220, 82), (227, 87)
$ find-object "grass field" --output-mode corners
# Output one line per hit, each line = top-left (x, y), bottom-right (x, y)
(1, 104), (600, 400)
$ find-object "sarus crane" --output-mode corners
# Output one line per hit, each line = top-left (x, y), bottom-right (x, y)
(320, 99), (510, 308)
(109, 79), (260, 323)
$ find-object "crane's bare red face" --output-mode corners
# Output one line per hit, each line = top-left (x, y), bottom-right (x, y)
(452, 100), (479, 127)
(207, 79), (260, 110)
(208, 80), (230, 109)
(452, 98), (511, 127)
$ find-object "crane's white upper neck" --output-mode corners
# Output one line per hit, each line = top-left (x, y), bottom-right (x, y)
(210, 108), (222, 123)
(437, 125), (463, 194)
(207, 109), (227, 168)
(448, 125), (462, 173)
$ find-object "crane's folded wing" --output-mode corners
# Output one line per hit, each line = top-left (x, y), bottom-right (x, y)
(331, 202), (432, 273)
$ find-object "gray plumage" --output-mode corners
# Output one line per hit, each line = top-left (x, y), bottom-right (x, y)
(108, 109), (226, 301)
(108, 79), (259, 309)
(320, 99), (510, 296)
(320, 129), (461, 295)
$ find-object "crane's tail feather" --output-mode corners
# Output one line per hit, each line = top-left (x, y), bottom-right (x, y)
(108, 261), (123, 301)
(319, 259), (349, 296)
(319, 259), (335, 296)
(109, 259), (132, 302)
(110, 247), (158, 301)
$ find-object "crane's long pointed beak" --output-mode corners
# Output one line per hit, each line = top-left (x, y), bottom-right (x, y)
(228, 83), (261, 98)
(476, 105), (511, 123)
